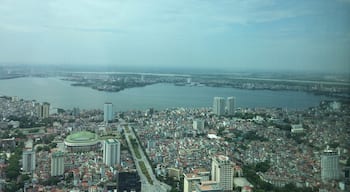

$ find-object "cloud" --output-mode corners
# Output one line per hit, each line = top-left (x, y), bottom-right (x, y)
(0, 0), (349, 73)
(0, 0), (315, 34)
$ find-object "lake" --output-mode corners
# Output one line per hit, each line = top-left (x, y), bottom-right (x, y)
(0, 77), (332, 111)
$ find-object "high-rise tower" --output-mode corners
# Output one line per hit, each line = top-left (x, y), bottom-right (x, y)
(22, 150), (35, 172)
(37, 102), (50, 118)
(211, 155), (233, 191)
(321, 148), (340, 181)
(103, 139), (121, 167)
(213, 97), (225, 116)
(51, 151), (65, 176)
(104, 102), (114, 123)
(226, 97), (235, 116)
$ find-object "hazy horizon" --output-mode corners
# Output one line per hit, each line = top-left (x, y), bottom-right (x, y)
(0, 0), (349, 74)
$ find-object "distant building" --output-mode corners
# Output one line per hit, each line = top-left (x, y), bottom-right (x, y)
(291, 124), (304, 134)
(226, 97), (235, 116)
(211, 155), (234, 191)
(321, 148), (340, 181)
(0, 137), (16, 150)
(37, 102), (50, 118)
(22, 150), (35, 172)
(193, 120), (205, 131)
(51, 151), (64, 176)
(104, 102), (114, 123)
(103, 139), (121, 167)
(118, 172), (141, 192)
(213, 97), (225, 116)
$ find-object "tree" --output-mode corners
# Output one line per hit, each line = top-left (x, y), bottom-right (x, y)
(255, 161), (271, 173)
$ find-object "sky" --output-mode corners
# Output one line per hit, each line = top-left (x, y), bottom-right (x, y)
(0, 0), (349, 73)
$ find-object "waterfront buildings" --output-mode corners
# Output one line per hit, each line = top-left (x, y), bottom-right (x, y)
(226, 97), (235, 116)
(103, 139), (121, 167)
(104, 102), (114, 123)
(51, 151), (64, 176)
(321, 148), (340, 181)
(211, 155), (234, 191)
(37, 102), (50, 118)
(22, 150), (35, 172)
(213, 97), (225, 116)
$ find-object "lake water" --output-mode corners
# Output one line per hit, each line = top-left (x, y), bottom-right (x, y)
(0, 77), (332, 111)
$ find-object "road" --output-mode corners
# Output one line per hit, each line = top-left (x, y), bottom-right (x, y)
(124, 125), (171, 192)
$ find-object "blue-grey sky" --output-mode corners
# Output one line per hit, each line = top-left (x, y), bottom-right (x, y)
(0, 0), (349, 73)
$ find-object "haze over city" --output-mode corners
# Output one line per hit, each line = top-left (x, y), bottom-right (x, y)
(0, 0), (349, 73)
(0, 1), (350, 192)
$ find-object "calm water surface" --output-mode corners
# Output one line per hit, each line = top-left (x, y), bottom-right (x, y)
(0, 77), (332, 111)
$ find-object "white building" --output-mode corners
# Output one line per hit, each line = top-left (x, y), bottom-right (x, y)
(321, 148), (340, 181)
(184, 173), (202, 192)
(211, 155), (234, 191)
(291, 124), (304, 134)
(104, 102), (114, 123)
(226, 97), (235, 116)
(51, 151), (65, 176)
(213, 97), (225, 116)
(22, 150), (35, 172)
(103, 139), (121, 167)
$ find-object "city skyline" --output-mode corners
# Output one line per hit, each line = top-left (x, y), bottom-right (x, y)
(0, 0), (349, 73)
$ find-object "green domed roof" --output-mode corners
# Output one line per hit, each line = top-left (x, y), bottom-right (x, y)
(65, 131), (98, 143)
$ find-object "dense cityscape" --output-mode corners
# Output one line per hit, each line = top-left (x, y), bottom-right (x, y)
(0, 70), (349, 192)
(1, 0), (349, 191)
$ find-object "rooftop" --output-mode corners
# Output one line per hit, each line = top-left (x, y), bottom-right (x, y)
(65, 131), (98, 144)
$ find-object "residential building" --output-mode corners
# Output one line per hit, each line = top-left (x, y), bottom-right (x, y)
(37, 102), (50, 118)
(226, 97), (235, 116)
(211, 155), (233, 191)
(22, 150), (35, 172)
(184, 173), (202, 192)
(104, 102), (114, 122)
(103, 139), (121, 167)
(321, 148), (340, 181)
(193, 119), (205, 132)
(213, 97), (225, 116)
(51, 151), (65, 176)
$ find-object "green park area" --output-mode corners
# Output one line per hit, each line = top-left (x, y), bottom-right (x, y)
(139, 161), (153, 185)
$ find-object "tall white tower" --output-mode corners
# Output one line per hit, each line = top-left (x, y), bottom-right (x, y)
(321, 148), (340, 181)
(51, 151), (65, 176)
(103, 139), (121, 167)
(213, 97), (225, 116)
(226, 97), (235, 116)
(104, 102), (114, 123)
(22, 150), (35, 172)
(211, 155), (233, 191)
